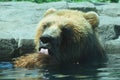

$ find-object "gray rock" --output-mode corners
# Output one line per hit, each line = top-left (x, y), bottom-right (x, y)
(68, 2), (97, 12)
(96, 3), (120, 17)
(0, 38), (35, 61)
(39, 1), (68, 10)
(97, 16), (116, 41)
(0, 39), (17, 61)
(0, 2), (42, 39)
(96, 15), (120, 52)
(10, 39), (35, 60)
(105, 37), (120, 54)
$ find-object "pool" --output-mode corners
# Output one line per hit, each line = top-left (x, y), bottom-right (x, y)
(0, 53), (120, 80)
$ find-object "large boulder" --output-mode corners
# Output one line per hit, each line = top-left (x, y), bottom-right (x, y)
(96, 3), (120, 53)
(68, 2), (97, 12)
(96, 3), (120, 17)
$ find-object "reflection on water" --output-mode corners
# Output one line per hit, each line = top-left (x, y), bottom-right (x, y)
(0, 53), (120, 80)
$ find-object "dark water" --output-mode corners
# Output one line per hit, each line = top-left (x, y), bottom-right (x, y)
(0, 54), (120, 80)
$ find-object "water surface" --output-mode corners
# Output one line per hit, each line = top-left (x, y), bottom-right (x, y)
(0, 53), (120, 80)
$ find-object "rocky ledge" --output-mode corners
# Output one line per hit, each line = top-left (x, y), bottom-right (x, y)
(0, 1), (120, 61)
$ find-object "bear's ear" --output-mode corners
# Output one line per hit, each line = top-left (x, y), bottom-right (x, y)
(84, 11), (99, 29)
(44, 8), (56, 17)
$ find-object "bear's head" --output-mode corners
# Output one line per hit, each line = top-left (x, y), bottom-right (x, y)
(35, 8), (105, 64)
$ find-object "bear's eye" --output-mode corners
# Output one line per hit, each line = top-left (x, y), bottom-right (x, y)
(61, 25), (72, 33)
(43, 24), (48, 29)
(61, 27), (72, 37)
(62, 27), (69, 32)
(43, 23), (51, 29)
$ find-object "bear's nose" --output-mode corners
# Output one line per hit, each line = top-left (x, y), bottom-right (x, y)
(40, 35), (53, 43)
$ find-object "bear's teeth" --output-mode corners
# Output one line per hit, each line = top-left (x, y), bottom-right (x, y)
(40, 48), (49, 55)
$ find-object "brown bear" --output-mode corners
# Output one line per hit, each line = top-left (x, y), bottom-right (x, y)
(14, 8), (107, 68)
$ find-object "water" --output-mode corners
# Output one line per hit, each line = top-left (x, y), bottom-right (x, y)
(0, 53), (120, 80)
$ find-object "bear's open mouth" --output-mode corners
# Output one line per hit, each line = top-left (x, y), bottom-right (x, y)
(39, 48), (53, 56)
(39, 48), (49, 55)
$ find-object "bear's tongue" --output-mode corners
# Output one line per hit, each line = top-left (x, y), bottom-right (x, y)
(39, 48), (49, 55)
